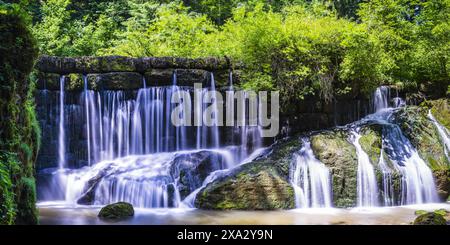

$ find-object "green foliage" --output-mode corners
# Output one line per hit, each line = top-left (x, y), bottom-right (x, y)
(0, 152), (19, 225)
(28, 0), (450, 103)
(0, 4), (39, 224)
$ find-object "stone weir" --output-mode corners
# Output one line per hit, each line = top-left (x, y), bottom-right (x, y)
(35, 55), (238, 90)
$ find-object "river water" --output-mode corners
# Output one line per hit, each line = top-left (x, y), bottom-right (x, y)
(38, 202), (450, 225)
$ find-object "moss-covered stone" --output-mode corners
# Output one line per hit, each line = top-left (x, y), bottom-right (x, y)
(195, 138), (300, 210)
(98, 202), (134, 219)
(311, 130), (358, 208)
(359, 125), (382, 164)
(413, 212), (447, 225)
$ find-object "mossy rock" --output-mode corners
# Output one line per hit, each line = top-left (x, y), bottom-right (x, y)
(393, 105), (450, 200)
(394, 105), (449, 170)
(359, 125), (382, 164)
(413, 212), (447, 225)
(98, 202), (134, 219)
(427, 99), (450, 131)
(195, 138), (300, 210)
(310, 130), (357, 207)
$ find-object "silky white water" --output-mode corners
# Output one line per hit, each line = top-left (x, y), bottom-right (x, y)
(42, 72), (267, 208)
(58, 76), (66, 169)
(350, 130), (379, 207)
(290, 138), (332, 208)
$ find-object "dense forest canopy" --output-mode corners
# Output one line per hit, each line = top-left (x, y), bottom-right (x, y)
(2, 0), (449, 104)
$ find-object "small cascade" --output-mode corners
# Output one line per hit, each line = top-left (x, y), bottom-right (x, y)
(350, 130), (379, 207)
(428, 110), (450, 160)
(58, 75), (66, 169)
(39, 70), (271, 208)
(83, 75), (92, 166)
(378, 151), (394, 206)
(373, 86), (390, 112)
(290, 138), (332, 208)
(382, 123), (439, 204)
(209, 73), (220, 148)
(63, 149), (235, 208)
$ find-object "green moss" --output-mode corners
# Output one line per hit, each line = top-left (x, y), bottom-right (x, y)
(359, 125), (382, 164)
(98, 202), (134, 219)
(66, 73), (83, 90)
(413, 212), (447, 225)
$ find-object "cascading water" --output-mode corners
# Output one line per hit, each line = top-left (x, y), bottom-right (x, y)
(290, 138), (332, 208)
(356, 86), (438, 205)
(39, 71), (267, 208)
(382, 123), (439, 204)
(350, 130), (379, 207)
(428, 110), (450, 160)
(58, 75), (66, 169)
(378, 151), (394, 206)
(373, 86), (390, 112)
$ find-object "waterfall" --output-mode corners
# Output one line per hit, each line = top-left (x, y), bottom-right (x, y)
(39, 70), (273, 208)
(382, 123), (439, 204)
(83, 75), (92, 166)
(350, 130), (379, 207)
(209, 73), (220, 148)
(58, 75), (66, 169)
(373, 86), (390, 112)
(378, 151), (394, 206)
(290, 138), (332, 208)
(428, 110), (450, 160)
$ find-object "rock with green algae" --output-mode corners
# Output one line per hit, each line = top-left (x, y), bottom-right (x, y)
(98, 202), (134, 219)
(195, 138), (300, 210)
(413, 212), (447, 225)
(310, 130), (358, 208)
(393, 105), (450, 200)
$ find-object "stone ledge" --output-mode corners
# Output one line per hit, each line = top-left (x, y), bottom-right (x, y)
(36, 55), (235, 74)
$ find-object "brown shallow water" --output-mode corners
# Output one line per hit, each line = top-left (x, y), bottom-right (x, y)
(38, 202), (450, 225)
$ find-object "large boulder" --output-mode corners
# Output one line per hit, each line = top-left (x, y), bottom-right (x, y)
(311, 130), (358, 208)
(195, 138), (300, 210)
(171, 151), (229, 199)
(98, 202), (134, 219)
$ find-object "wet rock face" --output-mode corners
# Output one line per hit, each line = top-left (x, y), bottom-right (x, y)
(87, 72), (143, 90)
(98, 202), (134, 219)
(195, 138), (300, 210)
(311, 130), (358, 208)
